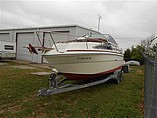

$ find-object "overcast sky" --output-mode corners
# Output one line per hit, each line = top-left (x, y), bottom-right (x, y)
(0, 0), (157, 50)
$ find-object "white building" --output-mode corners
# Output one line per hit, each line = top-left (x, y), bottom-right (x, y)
(0, 25), (101, 63)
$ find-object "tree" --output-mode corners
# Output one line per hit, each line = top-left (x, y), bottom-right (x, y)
(140, 34), (157, 57)
(131, 46), (143, 59)
(124, 48), (131, 59)
(124, 34), (156, 64)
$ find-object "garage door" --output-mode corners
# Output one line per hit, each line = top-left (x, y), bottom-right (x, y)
(16, 33), (35, 61)
(0, 33), (10, 41)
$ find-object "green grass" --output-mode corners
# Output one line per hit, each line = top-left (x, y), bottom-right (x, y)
(0, 62), (144, 118)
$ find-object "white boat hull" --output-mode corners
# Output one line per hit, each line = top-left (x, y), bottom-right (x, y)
(43, 51), (124, 80)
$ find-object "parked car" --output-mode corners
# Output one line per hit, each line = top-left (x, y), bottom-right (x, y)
(125, 60), (140, 66)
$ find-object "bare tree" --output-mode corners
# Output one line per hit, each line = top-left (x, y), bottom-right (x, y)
(140, 34), (157, 57)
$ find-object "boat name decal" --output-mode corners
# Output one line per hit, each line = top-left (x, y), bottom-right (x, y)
(77, 57), (92, 60)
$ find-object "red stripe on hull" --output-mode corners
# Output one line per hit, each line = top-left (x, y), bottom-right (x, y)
(62, 66), (122, 80)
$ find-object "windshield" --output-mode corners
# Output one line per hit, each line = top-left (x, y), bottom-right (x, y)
(103, 34), (117, 45)
(88, 33), (117, 45)
(88, 32), (106, 39)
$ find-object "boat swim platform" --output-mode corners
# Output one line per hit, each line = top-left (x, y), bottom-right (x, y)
(38, 69), (123, 97)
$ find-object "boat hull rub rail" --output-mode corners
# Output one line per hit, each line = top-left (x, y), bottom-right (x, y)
(38, 69), (123, 96)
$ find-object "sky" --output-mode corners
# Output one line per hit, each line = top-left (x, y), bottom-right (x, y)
(0, 0), (157, 50)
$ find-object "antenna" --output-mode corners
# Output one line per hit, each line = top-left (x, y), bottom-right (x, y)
(98, 14), (102, 32)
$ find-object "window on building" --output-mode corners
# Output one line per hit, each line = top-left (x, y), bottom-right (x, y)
(4, 45), (14, 50)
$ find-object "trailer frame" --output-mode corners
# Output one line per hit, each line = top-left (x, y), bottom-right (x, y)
(38, 69), (123, 97)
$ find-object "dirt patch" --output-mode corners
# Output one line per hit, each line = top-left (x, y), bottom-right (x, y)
(0, 105), (21, 114)
(139, 101), (144, 117)
(22, 94), (37, 103)
(136, 70), (143, 74)
(7, 105), (21, 113)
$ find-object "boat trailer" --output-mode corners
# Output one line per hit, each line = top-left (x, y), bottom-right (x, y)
(38, 69), (123, 97)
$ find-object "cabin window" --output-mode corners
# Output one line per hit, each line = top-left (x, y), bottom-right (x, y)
(4, 45), (14, 50)
(93, 44), (112, 50)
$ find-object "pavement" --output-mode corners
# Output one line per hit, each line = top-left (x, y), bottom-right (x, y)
(12, 59), (51, 69)
(10, 65), (37, 69)
(0, 62), (7, 66)
(31, 72), (51, 75)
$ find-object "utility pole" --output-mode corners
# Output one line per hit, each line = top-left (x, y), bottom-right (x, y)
(98, 14), (102, 32)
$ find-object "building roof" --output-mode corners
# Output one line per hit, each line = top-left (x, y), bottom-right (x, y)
(0, 24), (99, 33)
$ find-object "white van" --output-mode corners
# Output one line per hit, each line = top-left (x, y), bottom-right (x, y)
(0, 41), (16, 60)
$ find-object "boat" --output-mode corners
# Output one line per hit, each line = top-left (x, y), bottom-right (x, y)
(42, 32), (124, 80)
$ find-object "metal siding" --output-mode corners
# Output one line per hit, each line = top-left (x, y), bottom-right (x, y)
(45, 31), (70, 42)
(76, 27), (100, 38)
(0, 33), (10, 41)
